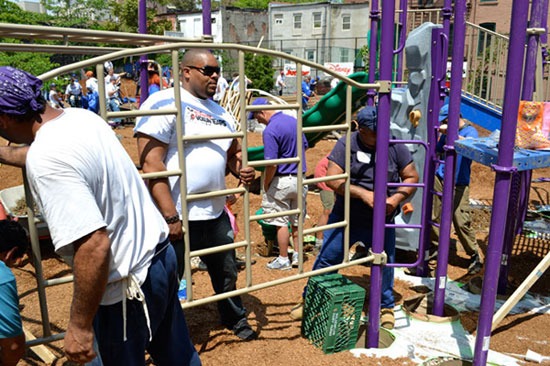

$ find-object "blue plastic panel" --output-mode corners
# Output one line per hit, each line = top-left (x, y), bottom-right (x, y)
(455, 137), (550, 171)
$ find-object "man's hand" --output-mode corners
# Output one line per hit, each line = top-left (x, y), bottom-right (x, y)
(65, 323), (96, 364)
(239, 166), (256, 185)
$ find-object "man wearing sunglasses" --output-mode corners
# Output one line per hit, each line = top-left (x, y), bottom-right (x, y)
(135, 49), (258, 341)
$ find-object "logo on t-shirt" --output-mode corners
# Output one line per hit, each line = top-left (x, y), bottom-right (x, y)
(186, 106), (227, 127)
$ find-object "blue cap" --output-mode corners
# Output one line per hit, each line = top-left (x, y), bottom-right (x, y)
(357, 106), (377, 131)
(248, 97), (270, 120)
(439, 104), (449, 123)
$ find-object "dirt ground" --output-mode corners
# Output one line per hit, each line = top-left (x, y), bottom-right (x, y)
(1, 121), (549, 366)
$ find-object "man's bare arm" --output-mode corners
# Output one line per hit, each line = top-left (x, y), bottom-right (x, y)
(386, 162), (419, 214)
(325, 160), (375, 207)
(64, 228), (110, 364)
(136, 133), (182, 240)
(0, 333), (25, 366)
(0, 145), (29, 168)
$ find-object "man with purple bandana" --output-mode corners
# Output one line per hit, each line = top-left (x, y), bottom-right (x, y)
(249, 98), (309, 270)
(0, 67), (200, 366)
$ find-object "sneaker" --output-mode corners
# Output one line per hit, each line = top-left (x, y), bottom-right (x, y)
(290, 300), (303, 320)
(380, 308), (395, 329)
(266, 256), (291, 270)
(350, 244), (369, 266)
(197, 259), (208, 271)
(232, 318), (258, 341)
(467, 254), (483, 274)
(291, 252), (299, 268)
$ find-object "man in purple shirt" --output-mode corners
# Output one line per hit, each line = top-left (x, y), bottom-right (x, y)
(249, 98), (308, 270)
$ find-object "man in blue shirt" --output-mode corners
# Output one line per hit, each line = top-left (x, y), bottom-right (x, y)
(431, 104), (482, 274)
(0, 220), (28, 366)
(290, 106), (419, 329)
(301, 76), (314, 111)
(250, 98), (309, 270)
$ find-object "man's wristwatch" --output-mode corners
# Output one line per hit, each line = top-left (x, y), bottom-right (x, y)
(164, 214), (181, 224)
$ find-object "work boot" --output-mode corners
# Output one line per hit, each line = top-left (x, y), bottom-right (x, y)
(380, 308), (395, 329)
(290, 300), (304, 321)
(467, 253), (483, 274)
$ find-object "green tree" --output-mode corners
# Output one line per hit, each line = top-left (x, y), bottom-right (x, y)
(244, 52), (274, 93)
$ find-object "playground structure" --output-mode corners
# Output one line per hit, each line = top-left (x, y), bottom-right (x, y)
(0, 1), (548, 365)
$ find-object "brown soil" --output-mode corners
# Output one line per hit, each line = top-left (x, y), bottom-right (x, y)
(1, 124), (549, 366)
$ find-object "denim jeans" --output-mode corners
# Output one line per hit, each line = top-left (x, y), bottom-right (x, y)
(311, 211), (396, 309)
(93, 243), (201, 366)
(188, 210), (247, 328)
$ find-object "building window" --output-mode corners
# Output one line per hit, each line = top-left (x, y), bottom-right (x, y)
(313, 13), (322, 29)
(340, 49), (350, 62)
(477, 22), (496, 55)
(342, 14), (351, 31)
(305, 49), (315, 62)
(294, 13), (302, 30)
(274, 14), (283, 25)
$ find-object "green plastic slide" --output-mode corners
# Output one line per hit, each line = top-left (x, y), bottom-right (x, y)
(247, 71), (370, 163)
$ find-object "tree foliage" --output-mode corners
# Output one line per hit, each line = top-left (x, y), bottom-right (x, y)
(244, 52), (274, 93)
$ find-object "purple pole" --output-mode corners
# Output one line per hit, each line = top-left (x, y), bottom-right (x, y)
(395, 0), (408, 82)
(432, 0), (467, 317)
(366, 0), (395, 349)
(499, 0), (546, 295)
(473, 1), (529, 365)
(202, 0), (212, 35)
(541, 1), (549, 66)
(366, 0), (379, 106)
(441, 0), (453, 40)
(417, 27), (446, 277)
(138, 0), (148, 104)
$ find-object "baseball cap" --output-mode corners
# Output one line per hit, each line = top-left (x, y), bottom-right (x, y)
(356, 106), (377, 131)
(248, 97), (270, 120)
(439, 104), (449, 123)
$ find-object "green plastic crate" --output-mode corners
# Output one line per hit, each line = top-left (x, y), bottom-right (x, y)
(302, 273), (366, 354)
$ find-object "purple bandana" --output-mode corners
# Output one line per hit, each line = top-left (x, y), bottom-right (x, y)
(0, 66), (44, 115)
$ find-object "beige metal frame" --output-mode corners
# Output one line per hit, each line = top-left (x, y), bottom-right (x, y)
(0, 23), (380, 349)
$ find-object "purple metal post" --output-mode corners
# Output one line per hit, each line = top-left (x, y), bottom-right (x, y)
(473, 1), (529, 365)
(394, 0), (408, 82)
(541, 1), (549, 66)
(441, 0), (453, 42)
(138, 0), (148, 104)
(499, 0), (546, 295)
(202, 0), (212, 35)
(417, 27), (446, 277)
(432, 0), (467, 317)
(366, 0), (379, 106)
(366, 0), (395, 349)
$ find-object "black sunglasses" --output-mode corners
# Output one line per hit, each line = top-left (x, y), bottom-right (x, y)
(186, 65), (220, 77)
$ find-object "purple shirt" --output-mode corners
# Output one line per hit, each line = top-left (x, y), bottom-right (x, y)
(263, 111), (308, 175)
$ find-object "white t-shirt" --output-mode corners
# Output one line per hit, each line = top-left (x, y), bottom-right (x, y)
(48, 90), (61, 108)
(86, 77), (98, 93)
(65, 81), (82, 96)
(276, 74), (285, 89)
(135, 88), (236, 221)
(214, 76), (229, 102)
(26, 109), (169, 305)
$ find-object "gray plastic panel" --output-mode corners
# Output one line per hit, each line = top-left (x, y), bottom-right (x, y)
(391, 22), (442, 251)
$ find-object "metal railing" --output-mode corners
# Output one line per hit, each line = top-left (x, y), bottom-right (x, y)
(0, 23), (380, 348)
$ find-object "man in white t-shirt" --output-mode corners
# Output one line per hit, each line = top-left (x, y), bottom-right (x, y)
(275, 70), (286, 96)
(213, 73), (228, 104)
(85, 70), (99, 94)
(0, 67), (200, 366)
(135, 49), (258, 341)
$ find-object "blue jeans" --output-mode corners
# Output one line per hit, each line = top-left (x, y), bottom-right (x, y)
(311, 211), (396, 309)
(107, 98), (122, 124)
(93, 243), (201, 366)
(188, 210), (247, 328)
